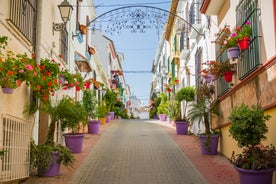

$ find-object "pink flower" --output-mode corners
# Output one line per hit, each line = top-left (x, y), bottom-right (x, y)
(231, 33), (237, 37)
(25, 64), (33, 71)
(246, 21), (251, 25)
(34, 72), (37, 76)
(19, 69), (24, 73)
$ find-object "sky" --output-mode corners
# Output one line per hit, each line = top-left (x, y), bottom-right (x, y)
(92, 0), (171, 105)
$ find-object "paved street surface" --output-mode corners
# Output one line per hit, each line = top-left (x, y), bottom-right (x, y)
(70, 119), (207, 184)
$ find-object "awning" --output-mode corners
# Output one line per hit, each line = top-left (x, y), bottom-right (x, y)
(74, 52), (92, 72)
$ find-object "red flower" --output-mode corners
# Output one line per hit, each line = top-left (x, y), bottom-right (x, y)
(8, 71), (13, 76)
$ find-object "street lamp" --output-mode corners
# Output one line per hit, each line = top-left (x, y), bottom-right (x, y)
(53, 0), (73, 32)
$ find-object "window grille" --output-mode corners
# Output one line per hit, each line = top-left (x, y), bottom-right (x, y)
(60, 29), (68, 64)
(180, 27), (190, 51)
(216, 50), (231, 96)
(236, 0), (261, 80)
(189, 0), (203, 31)
(0, 114), (33, 182)
(195, 47), (202, 87)
(9, 0), (37, 45)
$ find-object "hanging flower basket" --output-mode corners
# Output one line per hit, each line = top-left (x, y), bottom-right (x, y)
(228, 47), (240, 59)
(238, 37), (250, 51)
(223, 71), (234, 83)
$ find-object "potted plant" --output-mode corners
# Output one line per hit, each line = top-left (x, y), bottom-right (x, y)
(234, 21), (252, 50)
(30, 140), (74, 177)
(59, 96), (88, 154)
(188, 82), (220, 155)
(228, 103), (276, 184)
(149, 96), (161, 119)
(74, 73), (84, 91)
(82, 89), (100, 134)
(24, 99), (75, 177)
(157, 92), (169, 121)
(98, 103), (109, 125)
(166, 99), (179, 124)
(174, 86), (195, 135)
(0, 36), (27, 93)
(213, 25), (240, 59)
(103, 89), (117, 121)
(79, 24), (87, 35)
(217, 61), (236, 83)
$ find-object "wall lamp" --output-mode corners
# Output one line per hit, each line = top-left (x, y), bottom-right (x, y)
(53, 0), (73, 33)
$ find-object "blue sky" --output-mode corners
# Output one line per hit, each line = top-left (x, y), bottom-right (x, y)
(93, 0), (170, 105)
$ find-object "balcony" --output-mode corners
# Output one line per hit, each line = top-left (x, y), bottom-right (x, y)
(180, 49), (190, 59)
(189, 24), (203, 39)
(200, 0), (227, 15)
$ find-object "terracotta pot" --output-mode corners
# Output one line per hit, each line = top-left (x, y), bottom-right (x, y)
(99, 117), (106, 125)
(79, 25), (87, 35)
(88, 47), (95, 55)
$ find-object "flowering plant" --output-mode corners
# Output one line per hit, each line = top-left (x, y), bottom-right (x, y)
(213, 21), (252, 52)
(0, 37), (30, 89)
(164, 84), (172, 93)
(234, 21), (252, 41)
(201, 61), (221, 76)
(218, 61), (236, 75)
(25, 58), (61, 101)
(60, 69), (76, 89)
(213, 25), (236, 52)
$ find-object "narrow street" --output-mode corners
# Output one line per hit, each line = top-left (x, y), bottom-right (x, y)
(69, 119), (207, 184)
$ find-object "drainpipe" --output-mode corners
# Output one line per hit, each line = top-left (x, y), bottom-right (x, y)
(34, 0), (43, 145)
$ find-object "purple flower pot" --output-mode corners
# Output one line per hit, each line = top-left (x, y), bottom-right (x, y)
(88, 120), (100, 134)
(199, 134), (219, 155)
(106, 114), (112, 123)
(228, 47), (240, 59)
(159, 114), (167, 121)
(175, 121), (189, 135)
(2, 88), (14, 94)
(63, 133), (85, 154)
(235, 167), (275, 184)
(38, 152), (60, 177)
(109, 112), (115, 119)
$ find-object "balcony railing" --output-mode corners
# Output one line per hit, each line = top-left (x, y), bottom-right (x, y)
(8, 0), (37, 45)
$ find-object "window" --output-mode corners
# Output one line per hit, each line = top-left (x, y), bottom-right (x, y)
(236, 0), (261, 80)
(60, 29), (68, 63)
(180, 28), (190, 51)
(189, 0), (202, 31)
(216, 50), (231, 96)
(195, 47), (202, 87)
(8, 0), (37, 45)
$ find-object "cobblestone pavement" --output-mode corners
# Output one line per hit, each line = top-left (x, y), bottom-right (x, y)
(70, 119), (207, 184)
(21, 119), (239, 184)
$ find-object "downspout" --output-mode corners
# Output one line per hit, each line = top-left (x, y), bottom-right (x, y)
(34, 0), (43, 145)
